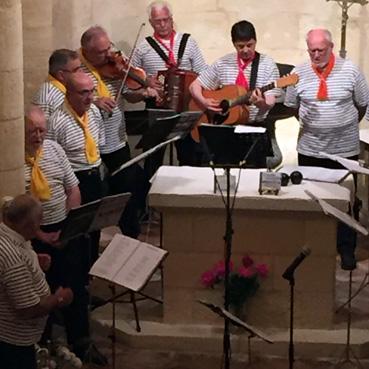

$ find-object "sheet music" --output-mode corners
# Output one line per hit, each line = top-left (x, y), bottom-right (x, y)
(280, 165), (349, 183)
(304, 190), (368, 236)
(234, 125), (266, 134)
(90, 234), (168, 291)
(319, 152), (369, 175)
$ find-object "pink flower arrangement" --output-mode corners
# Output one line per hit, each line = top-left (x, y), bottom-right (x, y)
(200, 255), (269, 308)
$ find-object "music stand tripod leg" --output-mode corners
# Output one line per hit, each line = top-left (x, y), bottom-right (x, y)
(109, 284), (117, 369)
(334, 271), (364, 369)
(130, 291), (141, 332)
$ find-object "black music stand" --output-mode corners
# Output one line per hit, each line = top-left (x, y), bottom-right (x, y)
(198, 300), (273, 364)
(112, 111), (202, 177)
(59, 193), (131, 243)
(199, 124), (268, 369)
(199, 124), (273, 168)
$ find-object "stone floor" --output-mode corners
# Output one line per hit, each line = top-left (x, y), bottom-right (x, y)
(73, 212), (369, 369)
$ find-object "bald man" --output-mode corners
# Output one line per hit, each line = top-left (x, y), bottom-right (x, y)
(0, 194), (73, 369)
(46, 73), (108, 365)
(285, 28), (369, 270)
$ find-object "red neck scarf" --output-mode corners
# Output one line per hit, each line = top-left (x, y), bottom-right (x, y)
(311, 53), (335, 100)
(235, 53), (254, 89)
(154, 31), (176, 67)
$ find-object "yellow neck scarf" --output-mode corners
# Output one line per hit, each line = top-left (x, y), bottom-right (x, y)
(78, 49), (112, 98)
(47, 74), (66, 94)
(25, 148), (51, 201)
(65, 101), (99, 164)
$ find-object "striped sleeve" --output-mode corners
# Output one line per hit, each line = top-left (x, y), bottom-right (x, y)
(32, 82), (65, 122)
(186, 37), (207, 74)
(1, 260), (40, 309)
(197, 60), (222, 90)
(53, 142), (79, 189)
(353, 69), (369, 107)
(284, 68), (299, 108)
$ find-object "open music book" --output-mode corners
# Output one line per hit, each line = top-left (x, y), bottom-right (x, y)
(90, 234), (168, 291)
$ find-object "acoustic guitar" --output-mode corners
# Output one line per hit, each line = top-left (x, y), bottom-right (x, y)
(188, 73), (299, 142)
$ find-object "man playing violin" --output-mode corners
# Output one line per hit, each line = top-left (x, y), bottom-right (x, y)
(132, 0), (208, 168)
(79, 26), (153, 238)
(190, 20), (280, 167)
(32, 49), (83, 122)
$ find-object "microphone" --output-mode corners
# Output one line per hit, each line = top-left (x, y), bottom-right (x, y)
(282, 247), (311, 281)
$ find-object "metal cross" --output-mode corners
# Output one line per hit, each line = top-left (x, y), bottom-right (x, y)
(327, 0), (368, 58)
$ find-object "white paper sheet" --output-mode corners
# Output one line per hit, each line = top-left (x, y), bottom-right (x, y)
(319, 152), (369, 175)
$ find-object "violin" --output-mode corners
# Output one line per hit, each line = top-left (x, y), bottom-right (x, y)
(97, 50), (149, 90)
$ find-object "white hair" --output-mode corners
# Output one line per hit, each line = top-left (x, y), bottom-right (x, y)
(305, 28), (332, 43)
(147, 1), (173, 19)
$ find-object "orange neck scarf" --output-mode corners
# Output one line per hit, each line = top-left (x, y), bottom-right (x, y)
(312, 53), (335, 100)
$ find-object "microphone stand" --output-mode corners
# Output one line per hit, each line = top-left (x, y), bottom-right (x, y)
(288, 276), (295, 369)
(209, 137), (262, 369)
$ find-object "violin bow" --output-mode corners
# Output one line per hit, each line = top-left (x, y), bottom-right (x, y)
(115, 22), (146, 104)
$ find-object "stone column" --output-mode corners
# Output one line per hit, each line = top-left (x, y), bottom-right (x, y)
(0, 0), (25, 198)
(22, 0), (53, 104)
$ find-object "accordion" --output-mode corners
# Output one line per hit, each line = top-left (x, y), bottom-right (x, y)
(157, 68), (198, 112)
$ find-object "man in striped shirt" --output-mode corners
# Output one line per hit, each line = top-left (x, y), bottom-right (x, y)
(32, 49), (83, 122)
(132, 1), (208, 167)
(24, 106), (87, 356)
(0, 194), (73, 369)
(47, 73), (108, 365)
(80, 26), (153, 238)
(190, 20), (280, 167)
(284, 28), (369, 270)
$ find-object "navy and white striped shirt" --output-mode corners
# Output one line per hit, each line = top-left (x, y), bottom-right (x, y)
(197, 52), (280, 122)
(32, 81), (65, 122)
(25, 140), (79, 225)
(132, 32), (207, 76)
(285, 56), (369, 158)
(47, 103), (105, 172)
(0, 223), (50, 345)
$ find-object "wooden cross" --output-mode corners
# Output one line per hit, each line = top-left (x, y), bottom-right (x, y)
(327, 0), (368, 58)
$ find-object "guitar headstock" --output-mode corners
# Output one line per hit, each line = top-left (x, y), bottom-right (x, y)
(276, 73), (299, 88)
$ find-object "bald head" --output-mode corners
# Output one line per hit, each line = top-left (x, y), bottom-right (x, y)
(25, 106), (47, 154)
(2, 194), (42, 240)
(66, 73), (95, 115)
(81, 26), (111, 67)
(306, 28), (334, 68)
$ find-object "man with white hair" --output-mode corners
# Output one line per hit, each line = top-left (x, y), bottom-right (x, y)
(132, 1), (208, 167)
(285, 28), (369, 270)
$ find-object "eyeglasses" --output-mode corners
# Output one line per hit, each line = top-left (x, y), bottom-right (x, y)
(75, 88), (96, 97)
(307, 47), (329, 55)
(151, 17), (172, 26)
(61, 66), (82, 73)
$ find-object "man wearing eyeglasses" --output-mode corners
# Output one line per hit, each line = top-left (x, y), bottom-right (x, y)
(132, 0), (208, 168)
(46, 73), (108, 366)
(32, 49), (83, 121)
(285, 28), (369, 270)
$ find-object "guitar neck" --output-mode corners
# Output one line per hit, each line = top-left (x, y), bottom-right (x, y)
(229, 81), (276, 108)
